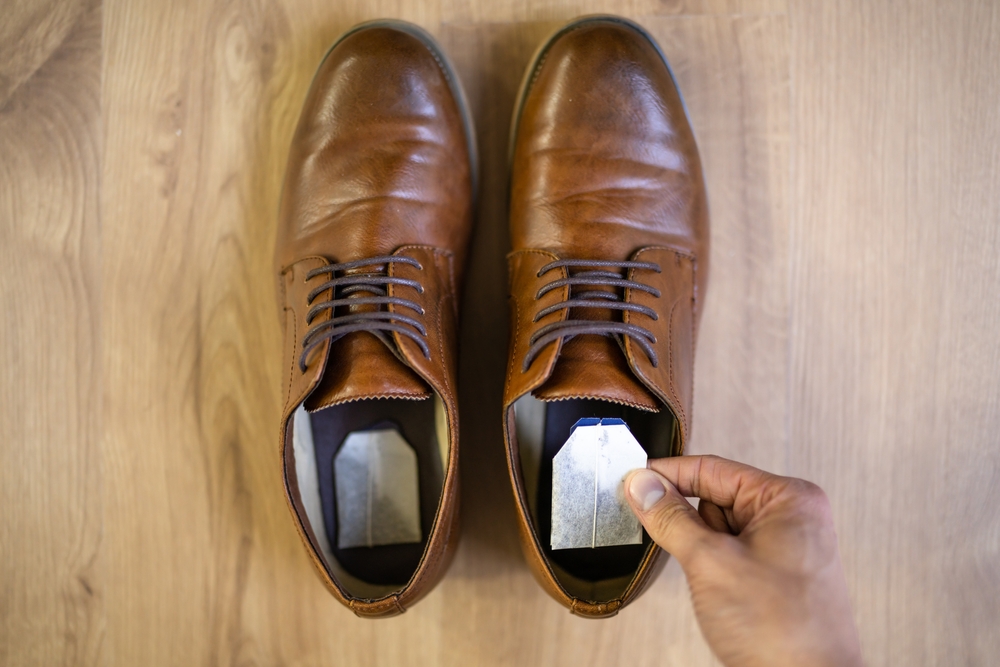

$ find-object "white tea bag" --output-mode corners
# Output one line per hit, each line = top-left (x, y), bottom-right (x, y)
(551, 418), (647, 550)
(334, 428), (422, 549)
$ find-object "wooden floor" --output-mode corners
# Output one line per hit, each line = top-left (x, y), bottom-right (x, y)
(2, 0), (999, 664)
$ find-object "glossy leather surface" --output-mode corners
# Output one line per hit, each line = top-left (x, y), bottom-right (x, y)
(504, 16), (709, 617)
(275, 22), (473, 617)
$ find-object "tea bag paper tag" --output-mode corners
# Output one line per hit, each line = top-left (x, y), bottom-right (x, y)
(334, 428), (422, 549)
(551, 418), (647, 550)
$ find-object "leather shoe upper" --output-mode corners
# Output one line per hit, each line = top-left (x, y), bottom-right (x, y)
(275, 22), (474, 618)
(504, 16), (709, 617)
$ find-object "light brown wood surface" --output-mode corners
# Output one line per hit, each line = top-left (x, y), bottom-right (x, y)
(1, 0), (998, 665)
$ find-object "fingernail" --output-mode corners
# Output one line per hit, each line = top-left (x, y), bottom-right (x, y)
(629, 469), (666, 511)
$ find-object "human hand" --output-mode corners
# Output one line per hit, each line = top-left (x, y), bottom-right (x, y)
(625, 456), (863, 667)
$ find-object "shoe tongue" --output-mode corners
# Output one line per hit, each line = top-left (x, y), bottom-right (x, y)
(532, 334), (661, 411)
(304, 332), (431, 411)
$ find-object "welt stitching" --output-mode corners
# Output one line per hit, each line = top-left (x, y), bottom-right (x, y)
(427, 48), (452, 88)
(528, 50), (551, 91)
(526, 23), (587, 93)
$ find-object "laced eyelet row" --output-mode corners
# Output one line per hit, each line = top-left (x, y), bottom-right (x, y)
(299, 256), (429, 371)
(522, 259), (661, 371)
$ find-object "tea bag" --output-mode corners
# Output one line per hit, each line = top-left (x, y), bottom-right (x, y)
(334, 428), (422, 549)
(551, 418), (647, 550)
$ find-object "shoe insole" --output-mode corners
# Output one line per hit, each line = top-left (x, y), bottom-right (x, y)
(537, 398), (674, 581)
(309, 398), (442, 586)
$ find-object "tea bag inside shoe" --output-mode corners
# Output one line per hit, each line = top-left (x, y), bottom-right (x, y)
(513, 393), (675, 585)
(551, 418), (647, 550)
(293, 396), (445, 591)
(334, 427), (422, 549)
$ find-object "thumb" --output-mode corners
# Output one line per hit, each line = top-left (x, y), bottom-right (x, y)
(626, 468), (715, 566)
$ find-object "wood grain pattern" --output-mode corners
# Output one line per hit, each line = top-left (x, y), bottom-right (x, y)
(789, 2), (1000, 665)
(1, 0), (998, 665)
(0, 2), (103, 666)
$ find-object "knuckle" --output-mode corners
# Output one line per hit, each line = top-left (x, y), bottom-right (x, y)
(789, 479), (833, 517)
(698, 454), (724, 475)
(796, 480), (829, 503)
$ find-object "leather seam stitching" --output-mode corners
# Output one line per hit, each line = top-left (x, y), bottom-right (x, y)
(435, 282), (451, 401)
(633, 247), (696, 448)
(306, 392), (432, 413)
(428, 48), (451, 86)
(285, 257), (330, 411)
(687, 252), (698, 453)
(412, 251), (456, 601)
(532, 393), (658, 412)
(505, 268), (520, 402)
(526, 22), (590, 95)
(446, 252), (458, 321)
(390, 248), (459, 586)
(391, 244), (454, 362)
(528, 50), (551, 91)
(504, 248), (562, 401)
(506, 250), (585, 603)
(283, 274), (296, 411)
(279, 254), (328, 277)
(666, 297), (686, 426)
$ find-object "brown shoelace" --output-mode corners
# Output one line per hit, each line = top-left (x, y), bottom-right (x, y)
(522, 259), (661, 372)
(299, 256), (429, 371)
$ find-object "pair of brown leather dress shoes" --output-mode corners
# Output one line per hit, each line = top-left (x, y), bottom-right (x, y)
(275, 16), (709, 619)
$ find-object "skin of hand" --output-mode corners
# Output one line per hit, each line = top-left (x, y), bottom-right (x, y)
(625, 456), (864, 667)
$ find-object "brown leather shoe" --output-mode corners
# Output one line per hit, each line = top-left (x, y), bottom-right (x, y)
(504, 16), (709, 617)
(275, 21), (475, 618)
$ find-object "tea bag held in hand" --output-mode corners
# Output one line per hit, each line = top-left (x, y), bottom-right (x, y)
(551, 418), (647, 550)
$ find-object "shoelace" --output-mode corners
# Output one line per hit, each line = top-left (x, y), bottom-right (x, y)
(522, 259), (662, 372)
(299, 256), (429, 372)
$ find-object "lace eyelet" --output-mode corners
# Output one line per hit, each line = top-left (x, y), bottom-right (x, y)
(297, 255), (432, 369)
(520, 258), (661, 368)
